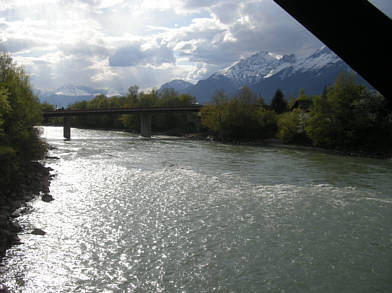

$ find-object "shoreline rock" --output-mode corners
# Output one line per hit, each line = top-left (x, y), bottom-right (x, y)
(0, 161), (52, 262)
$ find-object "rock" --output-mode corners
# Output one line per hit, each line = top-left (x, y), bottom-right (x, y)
(45, 156), (59, 160)
(10, 209), (22, 218)
(0, 283), (10, 293)
(0, 215), (8, 224)
(0, 229), (21, 245)
(31, 228), (46, 236)
(23, 193), (34, 202)
(8, 221), (21, 233)
(41, 193), (54, 202)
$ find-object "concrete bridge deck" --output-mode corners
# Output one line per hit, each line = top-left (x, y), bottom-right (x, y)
(43, 105), (203, 117)
(43, 105), (203, 139)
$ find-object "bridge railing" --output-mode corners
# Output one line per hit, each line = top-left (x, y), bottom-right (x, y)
(43, 105), (203, 117)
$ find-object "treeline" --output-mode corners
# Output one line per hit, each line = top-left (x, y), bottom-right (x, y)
(202, 72), (392, 156)
(48, 71), (391, 156)
(56, 86), (200, 135)
(0, 52), (47, 188)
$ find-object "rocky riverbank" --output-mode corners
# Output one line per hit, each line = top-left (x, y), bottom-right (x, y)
(0, 161), (53, 262)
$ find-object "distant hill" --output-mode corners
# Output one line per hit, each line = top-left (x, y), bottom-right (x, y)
(158, 80), (194, 94)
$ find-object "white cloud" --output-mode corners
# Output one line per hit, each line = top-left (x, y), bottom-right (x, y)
(3, 0), (373, 92)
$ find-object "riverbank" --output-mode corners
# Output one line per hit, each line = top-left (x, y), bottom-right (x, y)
(205, 136), (392, 160)
(0, 161), (53, 262)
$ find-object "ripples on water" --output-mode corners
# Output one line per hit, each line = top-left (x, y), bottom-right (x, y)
(1, 127), (391, 292)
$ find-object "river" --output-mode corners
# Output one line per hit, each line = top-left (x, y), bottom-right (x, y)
(1, 126), (391, 292)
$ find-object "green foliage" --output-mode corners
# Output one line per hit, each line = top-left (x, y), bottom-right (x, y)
(305, 72), (392, 154)
(0, 51), (47, 188)
(201, 88), (276, 141)
(271, 89), (287, 114)
(39, 102), (55, 112)
(256, 108), (277, 138)
(56, 71), (392, 156)
(0, 87), (11, 133)
(277, 109), (301, 143)
(67, 86), (199, 134)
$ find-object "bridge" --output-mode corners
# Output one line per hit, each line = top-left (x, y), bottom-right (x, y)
(43, 105), (203, 139)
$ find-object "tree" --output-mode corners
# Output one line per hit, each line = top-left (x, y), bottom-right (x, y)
(271, 89), (287, 114)
(201, 87), (274, 140)
(0, 51), (46, 188)
(0, 87), (10, 135)
(210, 89), (228, 106)
(277, 109), (302, 143)
(237, 86), (258, 105)
(256, 108), (277, 139)
(305, 71), (392, 154)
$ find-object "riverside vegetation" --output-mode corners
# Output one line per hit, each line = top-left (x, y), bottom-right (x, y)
(44, 86), (200, 136)
(0, 52), (50, 261)
(202, 73), (392, 157)
(59, 72), (391, 157)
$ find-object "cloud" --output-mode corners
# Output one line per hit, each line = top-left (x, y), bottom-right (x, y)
(4, 0), (389, 92)
(0, 38), (42, 53)
(109, 43), (175, 67)
(59, 42), (108, 58)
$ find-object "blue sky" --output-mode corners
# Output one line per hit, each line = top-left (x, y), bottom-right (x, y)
(0, 0), (391, 93)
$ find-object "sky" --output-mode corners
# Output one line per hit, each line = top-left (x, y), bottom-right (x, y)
(1, 0), (391, 93)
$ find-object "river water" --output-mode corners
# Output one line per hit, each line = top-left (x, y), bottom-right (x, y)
(1, 126), (391, 292)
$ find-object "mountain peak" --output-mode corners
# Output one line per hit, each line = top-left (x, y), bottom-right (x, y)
(218, 50), (296, 85)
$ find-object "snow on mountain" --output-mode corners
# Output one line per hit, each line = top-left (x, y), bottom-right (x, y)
(38, 85), (121, 107)
(292, 46), (341, 74)
(54, 85), (94, 96)
(219, 46), (342, 85)
(218, 51), (292, 85)
(184, 46), (372, 103)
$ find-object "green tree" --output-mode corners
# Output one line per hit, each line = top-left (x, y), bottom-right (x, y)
(277, 109), (302, 143)
(201, 88), (275, 140)
(256, 108), (277, 138)
(0, 51), (46, 188)
(0, 87), (11, 135)
(305, 72), (391, 154)
(271, 89), (287, 114)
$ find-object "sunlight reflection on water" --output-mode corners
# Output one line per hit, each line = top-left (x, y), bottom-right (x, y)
(1, 126), (391, 292)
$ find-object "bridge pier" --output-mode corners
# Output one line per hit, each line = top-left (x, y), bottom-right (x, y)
(63, 117), (71, 140)
(140, 113), (152, 138)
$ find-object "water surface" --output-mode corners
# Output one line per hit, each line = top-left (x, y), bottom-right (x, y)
(1, 127), (391, 292)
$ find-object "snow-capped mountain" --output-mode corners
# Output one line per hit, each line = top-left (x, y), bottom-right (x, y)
(218, 46), (343, 84)
(218, 51), (295, 85)
(292, 46), (342, 73)
(38, 85), (121, 107)
(53, 85), (96, 97)
(168, 46), (372, 103)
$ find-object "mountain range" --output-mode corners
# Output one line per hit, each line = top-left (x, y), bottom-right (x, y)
(37, 85), (121, 107)
(159, 46), (372, 103)
(38, 46), (372, 106)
